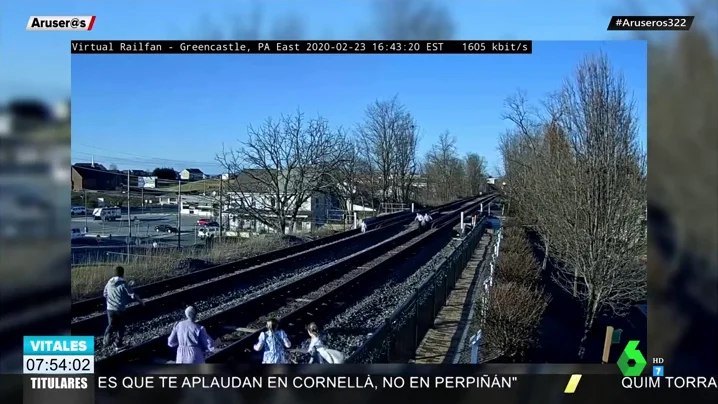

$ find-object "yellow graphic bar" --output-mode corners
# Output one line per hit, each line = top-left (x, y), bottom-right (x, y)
(564, 374), (583, 394)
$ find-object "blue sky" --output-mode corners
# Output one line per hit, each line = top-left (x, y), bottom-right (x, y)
(0, 0), (681, 173)
(69, 41), (647, 174)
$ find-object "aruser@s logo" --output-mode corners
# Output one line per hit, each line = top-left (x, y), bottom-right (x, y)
(617, 340), (646, 376)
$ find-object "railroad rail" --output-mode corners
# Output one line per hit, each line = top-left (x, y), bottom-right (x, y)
(95, 194), (492, 369)
(71, 208), (410, 317)
(348, 204), (494, 363)
(73, 198), (475, 336)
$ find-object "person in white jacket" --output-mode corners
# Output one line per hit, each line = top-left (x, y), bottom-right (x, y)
(306, 322), (344, 364)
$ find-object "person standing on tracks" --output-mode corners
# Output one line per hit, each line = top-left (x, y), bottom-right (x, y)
(168, 305), (217, 364)
(424, 212), (434, 225)
(306, 322), (344, 364)
(423, 213), (433, 228)
(254, 318), (292, 364)
(417, 212), (429, 230)
(102, 266), (144, 350)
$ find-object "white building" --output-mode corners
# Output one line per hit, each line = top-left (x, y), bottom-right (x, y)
(138, 176), (157, 188)
(179, 194), (216, 217)
(180, 168), (206, 181)
(222, 190), (338, 234)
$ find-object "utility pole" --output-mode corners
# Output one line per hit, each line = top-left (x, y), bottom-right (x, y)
(219, 178), (223, 237)
(127, 171), (131, 258)
(83, 189), (88, 232)
(177, 179), (182, 248)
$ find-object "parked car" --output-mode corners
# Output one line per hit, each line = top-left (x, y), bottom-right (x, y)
(155, 224), (178, 233)
(197, 218), (211, 226)
(197, 225), (220, 239)
(71, 237), (99, 246)
(71, 206), (86, 216)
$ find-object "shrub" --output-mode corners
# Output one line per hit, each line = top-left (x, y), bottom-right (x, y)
(499, 229), (532, 256)
(478, 282), (551, 360)
(495, 250), (541, 286)
(501, 217), (521, 229)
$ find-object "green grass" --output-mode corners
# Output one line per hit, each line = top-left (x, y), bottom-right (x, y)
(158, 179), (222, 193)
(70, 231), (339, 300)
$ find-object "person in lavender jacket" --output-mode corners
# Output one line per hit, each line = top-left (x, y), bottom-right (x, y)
(168, 306), (216, 364)
(254, 318), (292, 364)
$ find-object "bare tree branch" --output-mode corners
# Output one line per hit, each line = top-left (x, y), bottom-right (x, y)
(355, 96), (418, 205)
(499, 52), (647, 358)
(216, 110), (346, 234)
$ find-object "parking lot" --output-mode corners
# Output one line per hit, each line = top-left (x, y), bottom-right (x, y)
(70, 213), (208, 247)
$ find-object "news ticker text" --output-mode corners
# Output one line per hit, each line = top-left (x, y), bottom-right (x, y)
(70, 40), (532, 54)
(607, 16), (694, 31)
(26, 374), (718, 391)
(30, 374), (519, 390)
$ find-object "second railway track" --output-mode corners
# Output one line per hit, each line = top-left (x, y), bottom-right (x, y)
(96, 195), (493, 369)
(71, 208), (415, 319)
(82, 199), (475, 358)
(72, 198), (475, 322)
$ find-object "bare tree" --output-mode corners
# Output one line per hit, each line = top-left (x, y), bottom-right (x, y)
(355, 96), (414, 204)
(334, 137), (361, 213)
(499, 92), (559, 270)
(425, 131), (465, 203)
(465, 153), (487, 196)
(392, 117), (420, 203)
(546, 53), (647, 357)
(480, 282), (550, 361)
(216, 110), (347, 234)
(499, 54), (647, 358)
(355, 139), (379, 212)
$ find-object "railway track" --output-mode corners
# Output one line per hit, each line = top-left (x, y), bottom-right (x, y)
(71, 208), (414, 317)
(95, 195), (492, 369)
(316, 235), (469, 362)
(81, 199), (475, 358)
(73, 198), (474, 332)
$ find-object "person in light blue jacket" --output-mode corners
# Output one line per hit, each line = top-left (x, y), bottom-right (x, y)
(306, 322), (344, 364)
(102, 266), (143, 350)
(254, 318), (292, 364)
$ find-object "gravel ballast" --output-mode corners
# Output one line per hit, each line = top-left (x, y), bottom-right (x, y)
(93, 225), (411, 360)
(292, 236), (465, 363)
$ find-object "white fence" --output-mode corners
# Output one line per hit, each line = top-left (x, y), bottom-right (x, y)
(469, 226), (503, 363)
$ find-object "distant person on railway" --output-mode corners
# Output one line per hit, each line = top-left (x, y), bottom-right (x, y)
(423, 213), (433, 226)
(360, 219), (367, 233)
(254, 318), (292, 364)
(102, 266), (144, 350)
(168, 305), (216, 364)
(417, 213), (428, 230)
(306, 322), (344, 364)
(416, 213), (425, 228)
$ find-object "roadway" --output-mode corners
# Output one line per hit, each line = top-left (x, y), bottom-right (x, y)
(70, 213), (206, 247)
